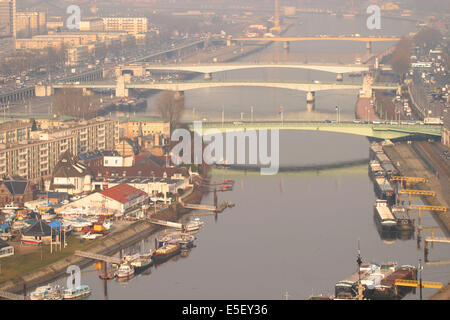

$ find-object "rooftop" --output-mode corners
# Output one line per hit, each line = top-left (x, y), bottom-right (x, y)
(100, 183), (147, 204)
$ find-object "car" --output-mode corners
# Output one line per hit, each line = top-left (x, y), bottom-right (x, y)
(324, 120), (332, 123)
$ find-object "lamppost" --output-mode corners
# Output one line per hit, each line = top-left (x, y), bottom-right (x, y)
(250, 106), (254, 123)
(335, 106), (340, 123)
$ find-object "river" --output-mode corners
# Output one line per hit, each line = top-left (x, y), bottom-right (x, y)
(49, 13), (450, 299)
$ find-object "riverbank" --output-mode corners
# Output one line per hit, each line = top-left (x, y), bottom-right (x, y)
(0, 179), (205, 295)
(383, 142), (450, 299)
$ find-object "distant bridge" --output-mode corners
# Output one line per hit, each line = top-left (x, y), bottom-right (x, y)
(190, 121), (442, 140)
(52, 80), (397, 95)
(127, 63), (370, 75)
(230, 36), (402, 43)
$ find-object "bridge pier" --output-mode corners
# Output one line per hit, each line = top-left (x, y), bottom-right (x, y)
(204, 72), (212, 80)
(283, 41), (290, 51)
(306, 102), (315, 112)
(336, 73), (343, 82)
(306, 91), (315, 103)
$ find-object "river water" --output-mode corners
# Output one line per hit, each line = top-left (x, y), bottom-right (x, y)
(50, 13), (450, 299)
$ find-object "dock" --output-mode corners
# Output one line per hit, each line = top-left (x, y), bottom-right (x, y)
(74, 250), (122, 264)
(147, 218), (183, 229)
(424, 237), (450, 244)
(0, 290), (25, 300)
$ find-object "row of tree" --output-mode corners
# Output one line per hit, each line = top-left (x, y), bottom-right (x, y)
(390, 28), (443, 79)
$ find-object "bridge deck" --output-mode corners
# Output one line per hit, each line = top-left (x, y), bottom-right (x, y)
(74, 250), (122, 264)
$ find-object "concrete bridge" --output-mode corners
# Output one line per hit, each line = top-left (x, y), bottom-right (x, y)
(2, 68), (103, 104)
(51, 79), (397, 100)
(117, 63), (370, 78)
(191, 121), (442, 140)
(229, 36), (402, 52)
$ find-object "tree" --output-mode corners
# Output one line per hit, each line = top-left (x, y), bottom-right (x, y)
(390, 38), (413, 80)
(156, 91), (185, 132)
(414, 28), (442, 52)
(52, 88), (100, 119)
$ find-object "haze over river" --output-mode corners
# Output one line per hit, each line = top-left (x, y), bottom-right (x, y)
(50, 14), (450, 299)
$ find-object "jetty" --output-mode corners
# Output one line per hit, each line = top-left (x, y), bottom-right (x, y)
(74, 251), (122, 264)
(147, 218), (183, 229)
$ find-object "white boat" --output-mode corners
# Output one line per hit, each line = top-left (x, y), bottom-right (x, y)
(184, 218), (204, 232)
(62, 285), (91, 299)
(81, 232), (98, 240)
(30, 285), (62, 300)
(115, 263), (135, 278)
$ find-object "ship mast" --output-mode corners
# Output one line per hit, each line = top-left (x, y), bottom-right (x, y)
(356, 240), (364, 300)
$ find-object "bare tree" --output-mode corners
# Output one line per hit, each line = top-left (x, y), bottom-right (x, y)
(156, 91), (185, 132)
(53, 88), (100, 119)
(414, 28), (442, 52)
(390, 38), (413, 80)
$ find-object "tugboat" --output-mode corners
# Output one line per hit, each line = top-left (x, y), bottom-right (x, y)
(153, 243), (181, 263)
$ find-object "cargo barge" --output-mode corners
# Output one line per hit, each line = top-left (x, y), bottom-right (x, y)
(335, 263), (417, 300)
(373, 177), (396, 205)
(152, 243), (181, 264)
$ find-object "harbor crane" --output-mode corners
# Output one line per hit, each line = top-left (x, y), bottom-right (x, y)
(399, 189), (436, 203)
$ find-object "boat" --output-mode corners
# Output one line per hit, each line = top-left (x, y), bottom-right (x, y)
(153, 243), (181, 263)
(391, 205), (414, 231)
(22, 238), (42, 246)
(158, 233), (196, 249)
(62, 285), (91, 299)
(183, 218), (204, 232)
(115, 263), (135, 278)
(125, 252), (154, 273)
(373, 177), (396, 205)
(99, 272), (115, 280)
(81, 232), (98, 240)
(374, 199), (397, 231)
(335, 264), (379, 299)
(30, 285), (62, 300)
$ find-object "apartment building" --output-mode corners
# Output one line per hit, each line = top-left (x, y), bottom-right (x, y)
(0, 120), (32, 144)
(0, 0), (16, 38)
(102, 17), (148, 35)
(16, 10), (47, 37)
(118, 116), (170, 139)
(43, 117), (120, 154)
(80, 18), (104, 32)
(66, 45), (90, 66)
(0, 130), (77, 181)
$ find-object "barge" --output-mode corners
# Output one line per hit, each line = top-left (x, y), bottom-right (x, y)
(373, 177), (396, 205)
(374, 199), (397, 231)
(153, 243), (181, 263)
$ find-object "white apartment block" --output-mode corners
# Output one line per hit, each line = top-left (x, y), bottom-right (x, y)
(102, 17), (148, 34)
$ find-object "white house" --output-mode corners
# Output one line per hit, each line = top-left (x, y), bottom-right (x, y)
(50, 152), (93, 195)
